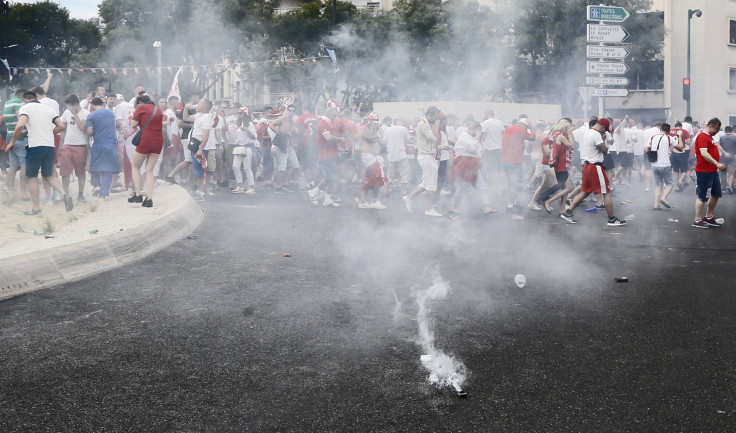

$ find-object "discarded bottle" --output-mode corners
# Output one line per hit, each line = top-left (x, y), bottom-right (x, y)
(33, 229), (45, 236)
(624, 214), (635, 221)
(89, 229), (99, 234)
(511, 215), (524, 221)
(667, 218), (679, 223)
(615, 277), (629, 283)
(514, 274), (526, 288)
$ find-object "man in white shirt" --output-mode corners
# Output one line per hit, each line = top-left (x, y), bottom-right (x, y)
(383, 118), (413, 196)
(188, 99), (213, 198)
(646, 123), (684, 210)
(6, 91), (70, 214)
(481, 109), (504, 189)
(561, 118), (626, 226)
(59, 94), (90, 202)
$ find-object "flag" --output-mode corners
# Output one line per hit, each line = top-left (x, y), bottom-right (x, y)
(326, 49), (339, 73)
(1, 59), (13, 81)
(168, 67), (182, 103)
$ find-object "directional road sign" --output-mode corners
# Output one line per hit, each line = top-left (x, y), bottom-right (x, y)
(578, 87), (596, 102)
(587, 24), (630, 43)
(586, 76), (630, 86)
(587, 61), (629, 75)
(593, 88), (629, 97)
(587, 5), (630, 23)
(587, 46), (629, 59)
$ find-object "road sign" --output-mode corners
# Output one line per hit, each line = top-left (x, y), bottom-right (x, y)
(578, 87), (596, 102)
(593, 88), (629, 97)
(587, 46), (629, 59)
(587, 24), (630, 43)
(587, 5), (630, 23)
(587, 61), (629, 74)
(586, 77), (630, 86)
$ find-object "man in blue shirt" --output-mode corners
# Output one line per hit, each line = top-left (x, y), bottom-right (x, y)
(86, 97), (120, 199)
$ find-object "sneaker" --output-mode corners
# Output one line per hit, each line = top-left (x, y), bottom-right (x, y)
(206, 191), (216, 196)
(128, 193), (143, 203)
(52, 191), (62, 204)
(231, 188), (245, 194)
(402, 195), (412, 212)
(560, 210), (578, 224)
(703, 216), (722, 228)
(606, 217), (627, 226)
(91, 187), (100, 197)
(142, 198), (153, 208)
(111, 186), (123, 193)
(274, 187), (287, 195)
(595, 204), (606, 210)
(371, 200), (387, 209)
(425, 209), (443, 217)
(41, 197), (52, 205)
(23, 209), (41, 216)
(692, 219), (710, 229)
(245, 188), (256, 195)
(281, 185), (295, 193)
(659, 199), (671, 209)
(308, 188), (319, 205)
(323, 200), (340, 207)
(358, 200), (372, 209)
(165, 176), (178, 185)
(527, 202), (542, 211)
(63, 194), (74, 212)
(77, 194), (87, 204)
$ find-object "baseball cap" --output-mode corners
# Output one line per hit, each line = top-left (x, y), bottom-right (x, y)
(597, 118), (611, 133)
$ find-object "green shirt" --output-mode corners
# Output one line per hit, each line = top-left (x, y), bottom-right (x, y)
(4, 97), (27, 141)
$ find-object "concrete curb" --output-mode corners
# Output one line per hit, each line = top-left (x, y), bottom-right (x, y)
(0, 191), (203, 301)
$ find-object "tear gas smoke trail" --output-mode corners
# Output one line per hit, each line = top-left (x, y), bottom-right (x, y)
(414, 271), (469, 395)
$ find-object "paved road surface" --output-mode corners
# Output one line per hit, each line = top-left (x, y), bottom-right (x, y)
(2, 184), (736, 432)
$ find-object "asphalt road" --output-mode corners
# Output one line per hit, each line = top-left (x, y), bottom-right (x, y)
(2, 180), (736, 432)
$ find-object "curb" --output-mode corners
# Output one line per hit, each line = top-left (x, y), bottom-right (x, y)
(0, 191), (204, 301)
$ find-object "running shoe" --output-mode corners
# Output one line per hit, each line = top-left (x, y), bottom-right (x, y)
(692, 219), (709, 229)
(425, 209), (443, 217)
(371, 200), (387, 209)
(63, 194), (74, 212)
(308, 188), (319, 205)
(402, 196), (412, 212)
(606, 216), (627, 226)
(560, 210), (578, 224)
(358, 201), (372, 209)
(703, 216), (722, 228)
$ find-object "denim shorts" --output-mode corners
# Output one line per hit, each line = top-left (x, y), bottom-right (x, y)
(652, 165), (673, 187)
(25, 146), (56, 177)
(9, 139), (27, 167)
(696, 171), (721, 201)
(192, 150), (208, 178)
(319, 158), (339, 186)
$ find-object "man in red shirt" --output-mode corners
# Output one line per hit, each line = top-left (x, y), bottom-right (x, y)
(307, 107), (345, 207)
(501, 116), (535, 213)
(692, 117), (726, 228)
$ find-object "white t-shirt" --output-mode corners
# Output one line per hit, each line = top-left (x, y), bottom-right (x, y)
(580, 128), (605, 164)
(612, 126), (628, 153)
(18, 101), (58, 148)
(205, 115), (222, 150)
(164, 108), (179, 139)
(236, 122), (257, 146)
(633, 127), (647, 156)
(649, 133), (673, 167)
(481, 117), (504, 150)
(384, 125), (411, 162)
(191, 112), (213, 143)
(60, 108), (89, 146)
(454, 132), (482, 158)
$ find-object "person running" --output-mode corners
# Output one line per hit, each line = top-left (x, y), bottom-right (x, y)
(402, 106), (446, 217)
(543, 119), (575, 214)
(357, 112), (387, 209)
(560, 118), (626, 226)
(86, 97), (120, 200)
(692, 118), (726, 229)
(646, 123), (683, 210)
(448, 121), (496, 215)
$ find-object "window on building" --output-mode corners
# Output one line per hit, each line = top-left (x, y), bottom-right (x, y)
(729, 116), (736, 127)
(731, 20), (736, 45)
(730, 67), (736, 91)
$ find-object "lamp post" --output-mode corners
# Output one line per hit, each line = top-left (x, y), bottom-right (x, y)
(686, 8), (702, 117)
(153, 41), (162, 96)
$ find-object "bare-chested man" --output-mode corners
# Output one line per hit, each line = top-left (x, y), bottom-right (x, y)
(269, 105), (300, 193)
(357, 112), (387, 209)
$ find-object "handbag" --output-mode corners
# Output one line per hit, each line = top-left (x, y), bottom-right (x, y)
(131, 105), (157, 146)
(188, 137), (202, 153)
(232, 145), (246, 155)
(647, 135), (666, 163)
(272, 132), (289, 151)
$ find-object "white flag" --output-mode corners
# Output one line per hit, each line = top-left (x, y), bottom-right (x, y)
(326, 49), (339, 73)
(1, 58), (12, 81)
(168, 67), (182, 101)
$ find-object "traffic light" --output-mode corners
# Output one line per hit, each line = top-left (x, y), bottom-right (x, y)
(683, 77), (691, 101)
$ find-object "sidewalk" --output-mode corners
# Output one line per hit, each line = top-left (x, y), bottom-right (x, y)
(0, 183), (203, 301)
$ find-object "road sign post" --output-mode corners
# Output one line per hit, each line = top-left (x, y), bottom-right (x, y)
(587, 5), (630, 22)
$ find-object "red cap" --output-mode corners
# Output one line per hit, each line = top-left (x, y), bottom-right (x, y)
(597, 118), (611, 133)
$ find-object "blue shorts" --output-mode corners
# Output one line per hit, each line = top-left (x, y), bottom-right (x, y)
(9, 139), (27, 167)
(25, 146), (56, 177)
(192, 150), (208, 178)
(696, 171), (721, 201)
(319, 158), (339, 186)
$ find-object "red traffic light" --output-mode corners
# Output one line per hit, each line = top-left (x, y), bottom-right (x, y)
(683, 78), (691, 85)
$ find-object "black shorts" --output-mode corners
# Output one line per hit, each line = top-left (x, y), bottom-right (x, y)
(619, 152), (634, 168)
(671, 152), (689, 172)
(602, 153), (615, 171)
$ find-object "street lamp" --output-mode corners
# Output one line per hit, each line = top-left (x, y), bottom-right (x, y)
(686, 8), (702, 117)
(152, 41), (162, 96)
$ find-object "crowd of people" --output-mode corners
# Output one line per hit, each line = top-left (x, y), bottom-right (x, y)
(0, 74), (732, 229)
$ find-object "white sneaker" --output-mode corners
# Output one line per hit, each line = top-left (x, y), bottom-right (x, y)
(528, 202), (542, 211)
(358, 201), (372, 209)
(231, 188), (244, 194)
(371, 200), (387, 209)
(323, 200), (340, 207)
(425, 209), (443, 217)
(245, 188), (256, 195)
(308, 188), (319, 205)
(402, 196), (412, 212)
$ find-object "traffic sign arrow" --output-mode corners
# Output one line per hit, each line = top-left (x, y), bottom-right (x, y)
(586, 77), (630, 86)
(587, 61), (629, 74)
(587, 46), (629, 59)
(587, 24), (630, 43)
(587, 5), (630, 23)
(578, 86), (596, 102)
(593, 88), (629, 97)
